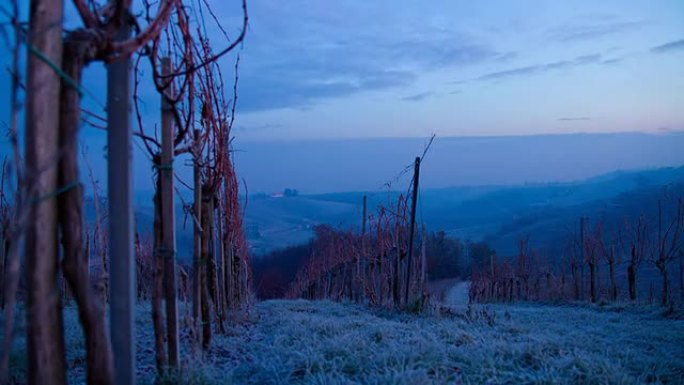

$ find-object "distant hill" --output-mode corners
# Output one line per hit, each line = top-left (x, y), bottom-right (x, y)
(243, 166), (684, 256)
(84, 165), (684, 259)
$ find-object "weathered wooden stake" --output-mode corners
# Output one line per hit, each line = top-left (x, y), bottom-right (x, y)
(357, 195), (367, 302)
(404, 157), (420, 306)
(161, 57), (180, 369)
(25, 1), (66, 383)
(108, 20), (135, 385)
(192, 129), (202, 324)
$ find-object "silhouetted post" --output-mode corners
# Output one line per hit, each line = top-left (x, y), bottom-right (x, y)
(161, 57), (179, 369)
(25, 0), (66, 383)
(679, 251), (683, 303)
(579, 216), (586, 301)
(404, 157), (420, 306)
(192, 129), (202, 323)
(357, 195), (367, 302)
(420, 225), (427, 293)
(108, 18), (135, 385)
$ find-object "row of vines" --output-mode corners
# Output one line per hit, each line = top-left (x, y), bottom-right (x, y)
(287, 157), (430, 311)
(470, 196), (684, 307)
(0, 0), (251, 384)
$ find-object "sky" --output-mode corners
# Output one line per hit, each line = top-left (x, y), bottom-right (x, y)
(229, 0), (684, 140)
(1, 0), (683, 194)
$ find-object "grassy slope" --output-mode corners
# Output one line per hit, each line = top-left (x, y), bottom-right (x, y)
(5, 300), (684, 384)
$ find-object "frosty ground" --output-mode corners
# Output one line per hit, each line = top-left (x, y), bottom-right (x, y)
(5, 299), (684, 384)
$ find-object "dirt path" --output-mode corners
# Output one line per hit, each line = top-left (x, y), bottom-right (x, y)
(444, 280), (470, 307)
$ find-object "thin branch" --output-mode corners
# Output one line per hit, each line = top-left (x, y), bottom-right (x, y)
(161, 0), (247, 78)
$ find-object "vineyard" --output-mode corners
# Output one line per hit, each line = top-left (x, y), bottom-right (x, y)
(286, 156), (429, 311)
(0, 0), (251, 384)
(470, 197), (684, 307)
(1, 0), (684, 384)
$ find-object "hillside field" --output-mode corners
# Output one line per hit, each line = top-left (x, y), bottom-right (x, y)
(4, 300), (684, 384)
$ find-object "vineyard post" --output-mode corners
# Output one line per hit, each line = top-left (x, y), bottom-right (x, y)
(193, 129), (202, 324)
(420, 224), (427, 295)
(679, 251), (683, 303)
(579, 216), (586, 301)
(404, 157), (420, 306)
(25, 0), (66, 382)
(161, 57), (180, 369)
(357, 194), (367, 302)
(108, 15), (135, 385)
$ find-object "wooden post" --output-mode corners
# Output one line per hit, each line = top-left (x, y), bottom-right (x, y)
(160, 57), (179, 369)
(420, 225), (427, 294)
(579, 216), (586, 301)
(108, 20), (135, 385)
(25, 1), (66, 382)
(679, 251), (683, 304)
(362, 195), (367, 237)
(0, 232), (4, 310)
(404, 157), (420, 306)
(192, 130), (202, 323)
(151, 176), (165, 373)
(216, 200), (226, 330)
(200, 189), (212, 349)
(356, 195), (367, 302)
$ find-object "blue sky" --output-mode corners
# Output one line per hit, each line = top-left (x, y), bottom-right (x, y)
(227, 0), (684, 140)
(1, 1), (684, 194)
(2, 0), (683, 141)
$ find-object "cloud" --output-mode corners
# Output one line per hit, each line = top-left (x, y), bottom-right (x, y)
(401, 92), (434, 102)
(237, 38), (495, 112)
(651, 39), (684, 53)
(601, 58), (624, 65)
(476, 54), (602, 81)
(235, 123), (285, 132)
(547, 20), (643, 42)
(234, 2), (500, 113)
(238, 69), (416, 112)
(495, 52), (518, 62)
(558, 117), (591, 121)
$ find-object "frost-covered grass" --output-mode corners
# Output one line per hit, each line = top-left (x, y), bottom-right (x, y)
(4, 300), (684, 384)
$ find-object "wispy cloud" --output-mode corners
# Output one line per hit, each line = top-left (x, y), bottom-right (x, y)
(238, 39), (496, 112)
(651, 39), (684, 53)
(495, 52), (518, 62)
(559, 117), (591, 121)
(235, 2), (501, 113)
(476, 54), (602, 81)
(601, 58), (624, 65)
(548, 20), (643, 42)
(401, 92), (434, 102)
(236, 123), (285, 132)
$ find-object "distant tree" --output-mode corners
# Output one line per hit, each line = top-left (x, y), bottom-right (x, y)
(424, 231), (463, 280)
(650, 197), (684, 306)
(583, 220), (601, 303)
(252, 243), (312, 299)
(620, 215), (649, 302)
(467, 239), (497, 275)
(598, 232), (619, 301)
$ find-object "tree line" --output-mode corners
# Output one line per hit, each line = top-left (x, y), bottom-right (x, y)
(470, 194), (683, 308)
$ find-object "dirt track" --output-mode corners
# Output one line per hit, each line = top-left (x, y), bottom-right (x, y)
(444, 281), (470, 307)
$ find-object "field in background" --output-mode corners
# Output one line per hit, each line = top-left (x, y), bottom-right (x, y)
(5, 299), (683, 384)
(242, 166), (684, 256)
(111, 166), (684, 257)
